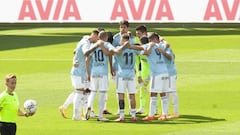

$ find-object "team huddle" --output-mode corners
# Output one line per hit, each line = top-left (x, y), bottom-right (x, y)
(59, 20), (179, 122)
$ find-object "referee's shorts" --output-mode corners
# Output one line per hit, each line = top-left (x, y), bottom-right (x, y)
(0, 122), (17, 135)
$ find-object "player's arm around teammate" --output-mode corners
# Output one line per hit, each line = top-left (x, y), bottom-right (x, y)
(111, 34), (142, 122)
(141, 33), (170, 121)
(84, 31), (118, 121)
(59, 30), (99, 119)
(161, 44), (179, 118)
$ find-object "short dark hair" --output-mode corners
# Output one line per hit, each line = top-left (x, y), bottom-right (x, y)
(121, 33), (130, 41)
(119, 20), (129, 27)
(92, 30), (99, 35)
(106, 32), (113, 44)
(98, 31), (108, 40)
(148, 32), (159, 41)
(97, 27), (105, 32)
(140, 36), (149, 44)
(135, 25), (147, 33)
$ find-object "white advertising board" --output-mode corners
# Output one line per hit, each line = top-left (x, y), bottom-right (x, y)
(0, 0), (239, 23)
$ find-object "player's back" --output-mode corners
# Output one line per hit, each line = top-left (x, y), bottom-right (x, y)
(113, 33), (136, 47)
(115, 48), (139, 78)
(142, 44), (168, 76)
(71, 40), (88, 76)
(112, 33), (121, 47)
(164, 48), (177, 76)
(90, 42), (113, 76)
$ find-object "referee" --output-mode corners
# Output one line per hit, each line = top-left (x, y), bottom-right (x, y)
(0, 74), (33, 135)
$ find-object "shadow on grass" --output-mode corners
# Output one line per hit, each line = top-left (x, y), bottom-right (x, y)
(0, 23), (240, 36)
(1, 23), (239, 51)
(151, 28), (240, 36)
(0, 35), (83, 51)
(95, 114), (226, 125)
(0, 23), (240, 30)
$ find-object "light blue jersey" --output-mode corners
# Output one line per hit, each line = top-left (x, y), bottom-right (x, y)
(112, 33), (136, 47)
(142, 44), (168, 76)
(71, 38), (90, 77)
(163, 48), (177, 76)
(158, 41), (167, 49)
(112, 33), (121, 47)
(112, 33), (136, 71)
(90, 42), (115, 76)
(115, 47), (140, 78)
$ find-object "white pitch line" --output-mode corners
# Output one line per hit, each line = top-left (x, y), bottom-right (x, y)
(0, 58), (71, 62)
(177, 60), (240, 63)
(0, 30), (38, 36)
(0, 58), (240, 63)
(0, 28), (66, 36)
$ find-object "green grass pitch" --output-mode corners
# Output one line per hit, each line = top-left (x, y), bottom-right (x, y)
(0, 23), (240, 135)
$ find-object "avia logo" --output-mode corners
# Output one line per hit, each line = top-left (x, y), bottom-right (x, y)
(18, 0), (81, 20)
(204, 0), (240, 21)
(110, 0), (174, 21)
